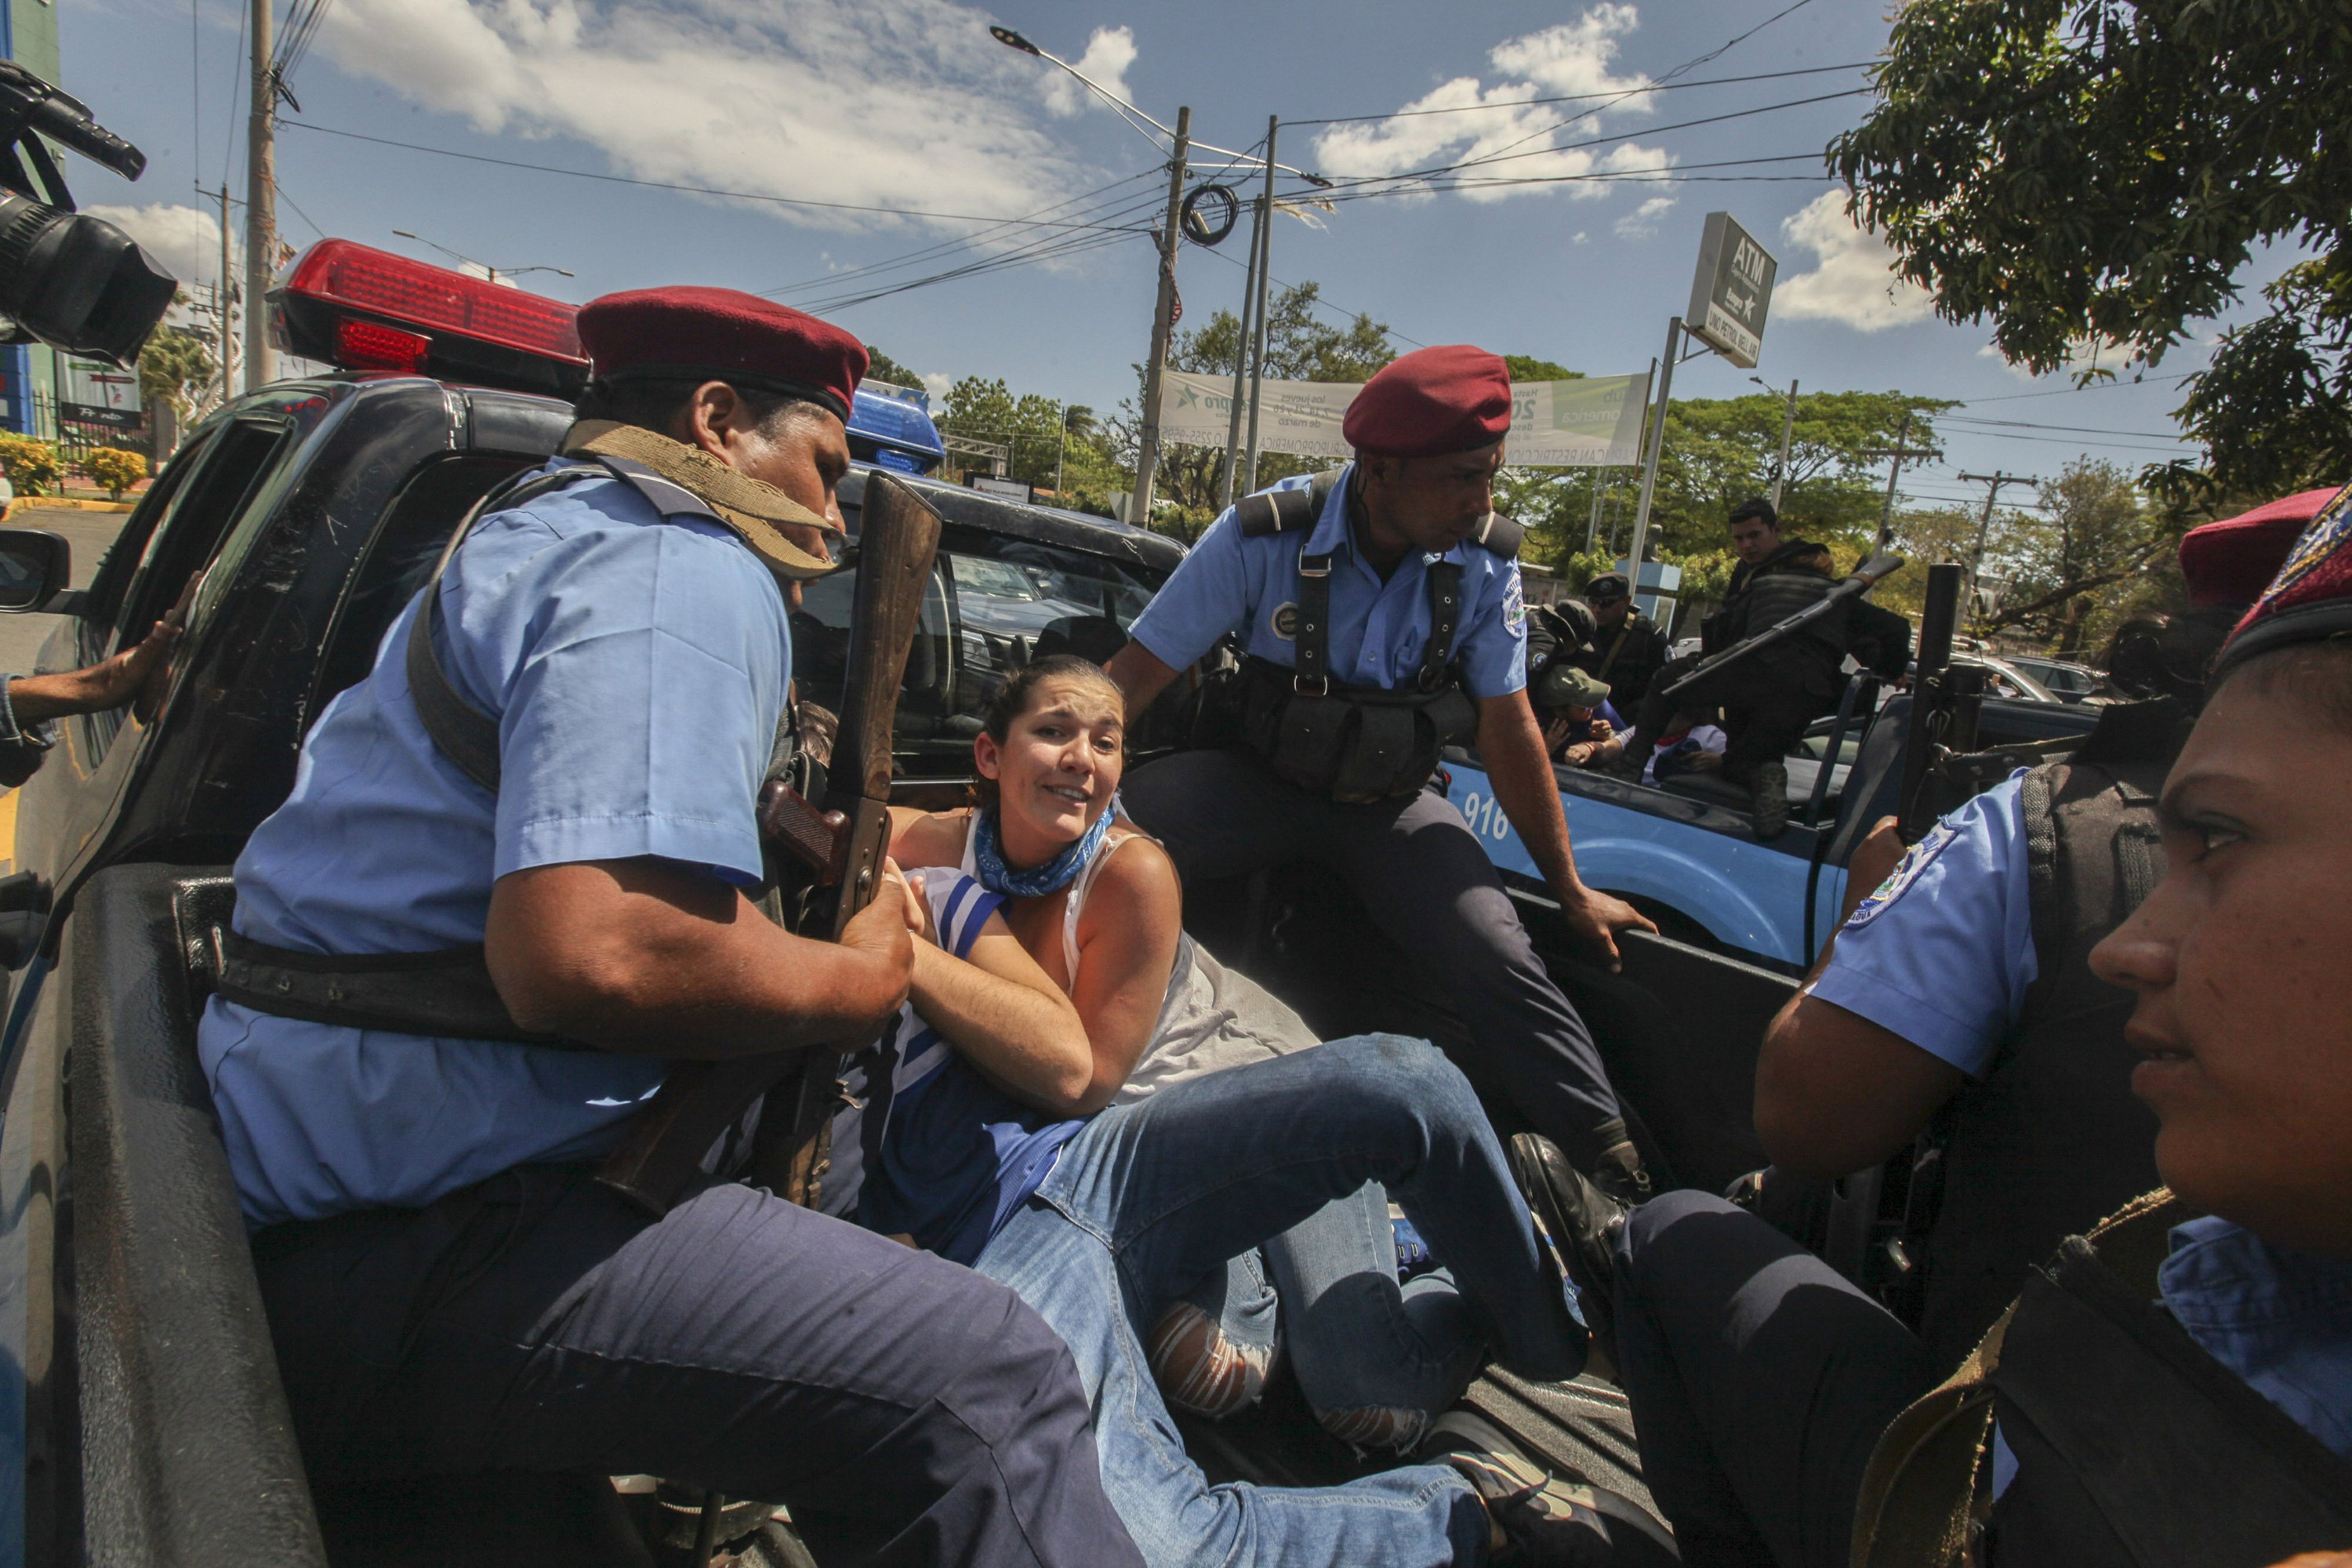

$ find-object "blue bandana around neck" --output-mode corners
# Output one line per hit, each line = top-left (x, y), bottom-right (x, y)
(971, 801), (1115, 898)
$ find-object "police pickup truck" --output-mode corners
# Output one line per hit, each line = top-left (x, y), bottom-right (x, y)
(0, 242), (2084, 1565)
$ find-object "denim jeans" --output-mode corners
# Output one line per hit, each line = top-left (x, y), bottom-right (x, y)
(975, 1033), (1585, 1568)
(1176, 1182), (1486, 1450)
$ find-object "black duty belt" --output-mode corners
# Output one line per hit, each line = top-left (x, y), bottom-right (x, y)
(205, 924), (572, 1047)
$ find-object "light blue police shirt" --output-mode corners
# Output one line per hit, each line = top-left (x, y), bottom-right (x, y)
(1805, 775), (2037, 1077)
(197, 460), (790, 1229)
(1126, 465), (1529, 698)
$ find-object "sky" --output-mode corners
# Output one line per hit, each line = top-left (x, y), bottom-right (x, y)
(57, 0), (2290, 519)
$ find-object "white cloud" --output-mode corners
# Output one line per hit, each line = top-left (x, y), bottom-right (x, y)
(1773, 188), (1934, 332)
(85, 202), (241, 292)
(313, 0), (1106, 234)
(920, 371), (953, 402)
(1613, 194), (1672, 238)
(1043, 27), (1138, 118)
(1308, 5), (1670, 207)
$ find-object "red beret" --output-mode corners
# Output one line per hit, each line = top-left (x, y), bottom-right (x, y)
(577, 286), (867, 423)
(2217, 486), (2352, 677)
(2179, 486), (2340, 608)
(1342, 345), (1513, 458)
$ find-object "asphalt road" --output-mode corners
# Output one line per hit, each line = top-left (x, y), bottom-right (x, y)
(0, 504), (135, 675)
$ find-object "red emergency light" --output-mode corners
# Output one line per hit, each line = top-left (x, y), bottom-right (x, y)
(271, 239), (590, 399)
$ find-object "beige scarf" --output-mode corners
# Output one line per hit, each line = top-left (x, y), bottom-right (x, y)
(559, 419), (844, 579)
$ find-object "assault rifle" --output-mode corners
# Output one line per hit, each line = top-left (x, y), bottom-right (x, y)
(597, 474), (944, 1214)
(1659, 550), (1906, 703)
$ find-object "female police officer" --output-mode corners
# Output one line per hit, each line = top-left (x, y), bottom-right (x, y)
(198, 289), (1141, 1567)
(1105, 345), (1659, 1200)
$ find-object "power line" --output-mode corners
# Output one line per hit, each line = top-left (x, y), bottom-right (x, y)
(1957, 375), (2199, 405)
(279, 120), (1162, 232)
(1943, 413), (2193, 440)
(273, 177), (325, 242)
(1287, 59), (1874, 127)
(761, 171), (1164, 297)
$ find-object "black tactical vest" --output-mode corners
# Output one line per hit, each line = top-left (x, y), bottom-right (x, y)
(1227, 468), (1524, 804)
(1854, 1192), (2352, 1568)
(1911, 701), (2179, 1368)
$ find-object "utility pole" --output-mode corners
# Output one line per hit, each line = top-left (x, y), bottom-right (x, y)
(1860, 412), (1936, 550)
(244, 0), (278, 390)
(1768, 378), (1798, 510)
(1218, 118), (1276, 509)
(1624, 327), (1681, 593)
(207, 183), (238, 401)
(1240, 117), (1279, 493)
(1129, 105), (1191, 528)
(1958, 470), (2036, 629)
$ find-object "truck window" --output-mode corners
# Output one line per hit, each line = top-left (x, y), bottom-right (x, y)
(82, 419), (299, 762)
(77, 423), (221, 648)
(307, 454), (539, 724)
(791, 527), (1167, 775)
(109, 419), (294, 654)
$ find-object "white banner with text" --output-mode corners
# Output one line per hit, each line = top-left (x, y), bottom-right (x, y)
(1157, 369), (1651, 466)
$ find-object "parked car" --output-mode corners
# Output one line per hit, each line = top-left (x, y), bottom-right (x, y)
(2003, 653), (2103, 703)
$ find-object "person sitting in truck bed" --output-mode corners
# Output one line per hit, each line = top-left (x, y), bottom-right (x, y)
(885, 655), (1498, 1457)
(1531, 501), (2352, 1566)
(1536, 663), (1625, 769)
(1570, 571), (1671, 713)
(1645, 704), (1727, 786)
(852, 655), (1675, 1568)
(194, 288), (1144, 1568)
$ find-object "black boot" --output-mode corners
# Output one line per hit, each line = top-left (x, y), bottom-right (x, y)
(1508, 1134), (1631, 1361)
(1750, 757), (1790, 838)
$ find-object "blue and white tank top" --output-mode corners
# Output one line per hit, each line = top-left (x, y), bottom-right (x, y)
(819, 867), (1086, 1264)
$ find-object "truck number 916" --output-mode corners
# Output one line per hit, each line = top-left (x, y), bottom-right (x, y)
(1457, 791), (1512, 842)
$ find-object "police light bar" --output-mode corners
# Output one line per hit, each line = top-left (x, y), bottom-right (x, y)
(272, 239), (588, 399)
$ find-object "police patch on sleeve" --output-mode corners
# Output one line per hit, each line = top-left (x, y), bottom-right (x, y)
(1841, 822), (1956, 931)
(1501, 569), (1526, 636)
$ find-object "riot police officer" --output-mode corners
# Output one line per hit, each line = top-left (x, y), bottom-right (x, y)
(1617, 499), (1851, 833)
(199, 288), (1142, 1566)
(1572, 571), (1671, 713)
(1107, 344), (1659, 1200)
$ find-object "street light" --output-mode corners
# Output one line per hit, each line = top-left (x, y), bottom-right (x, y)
(392, 230), (575, 287)
(1750, 373), (1798, 510)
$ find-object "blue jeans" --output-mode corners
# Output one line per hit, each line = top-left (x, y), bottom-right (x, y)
(1174, 1185), (1485, 1449)
(975, 1034), (1584, 1568)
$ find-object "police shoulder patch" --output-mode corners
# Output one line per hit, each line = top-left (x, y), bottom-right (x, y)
(1842, 822), (1956, 931)
(1501, 568), (1526, 636)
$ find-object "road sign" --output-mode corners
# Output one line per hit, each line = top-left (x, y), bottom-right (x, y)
(1684, 212), (1777, 369)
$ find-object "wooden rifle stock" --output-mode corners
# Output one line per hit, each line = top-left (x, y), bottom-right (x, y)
(596, 474), (944, 1214)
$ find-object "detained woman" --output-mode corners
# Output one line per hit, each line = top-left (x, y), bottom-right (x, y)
(818, 656), (1660, 1566)
(883, 655), (1486, 1450)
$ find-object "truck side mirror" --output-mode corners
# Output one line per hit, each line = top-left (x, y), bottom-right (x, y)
(0, 528), (71, 612)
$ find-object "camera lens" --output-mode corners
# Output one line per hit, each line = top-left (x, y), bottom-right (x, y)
(0, 192), (176, 365)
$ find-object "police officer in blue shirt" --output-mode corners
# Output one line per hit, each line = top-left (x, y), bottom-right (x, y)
(1107, 344), (1660, 1200)
(200, 287), (1142, 1567)
(1745, 508), (2302, 1367)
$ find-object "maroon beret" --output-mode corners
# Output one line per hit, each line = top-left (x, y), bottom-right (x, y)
(576, 286), (867, 423)
(1342, 344), (1513, 458)
(2217, 485), (2352, 677)
(2180, 486), (2340, 608)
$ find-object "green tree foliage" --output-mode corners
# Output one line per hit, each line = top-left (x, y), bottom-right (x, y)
(0, 434), (60, 497)
(82, 447), (149, 503)
(1830, 0), (2352, 502)
(1985, 459), (2176, 655)
(862, 345), (924, 391)
(137, 321), (216, 418)
(1504, 355), (1580, 384)
(1501, 390), (1951, 583)
(1139, 281), (1399, 534)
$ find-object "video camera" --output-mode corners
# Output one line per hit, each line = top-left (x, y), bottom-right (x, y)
(0, 58), (174, 366)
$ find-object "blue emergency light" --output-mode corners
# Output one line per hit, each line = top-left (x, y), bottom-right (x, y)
(848, 381), (946, 475)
